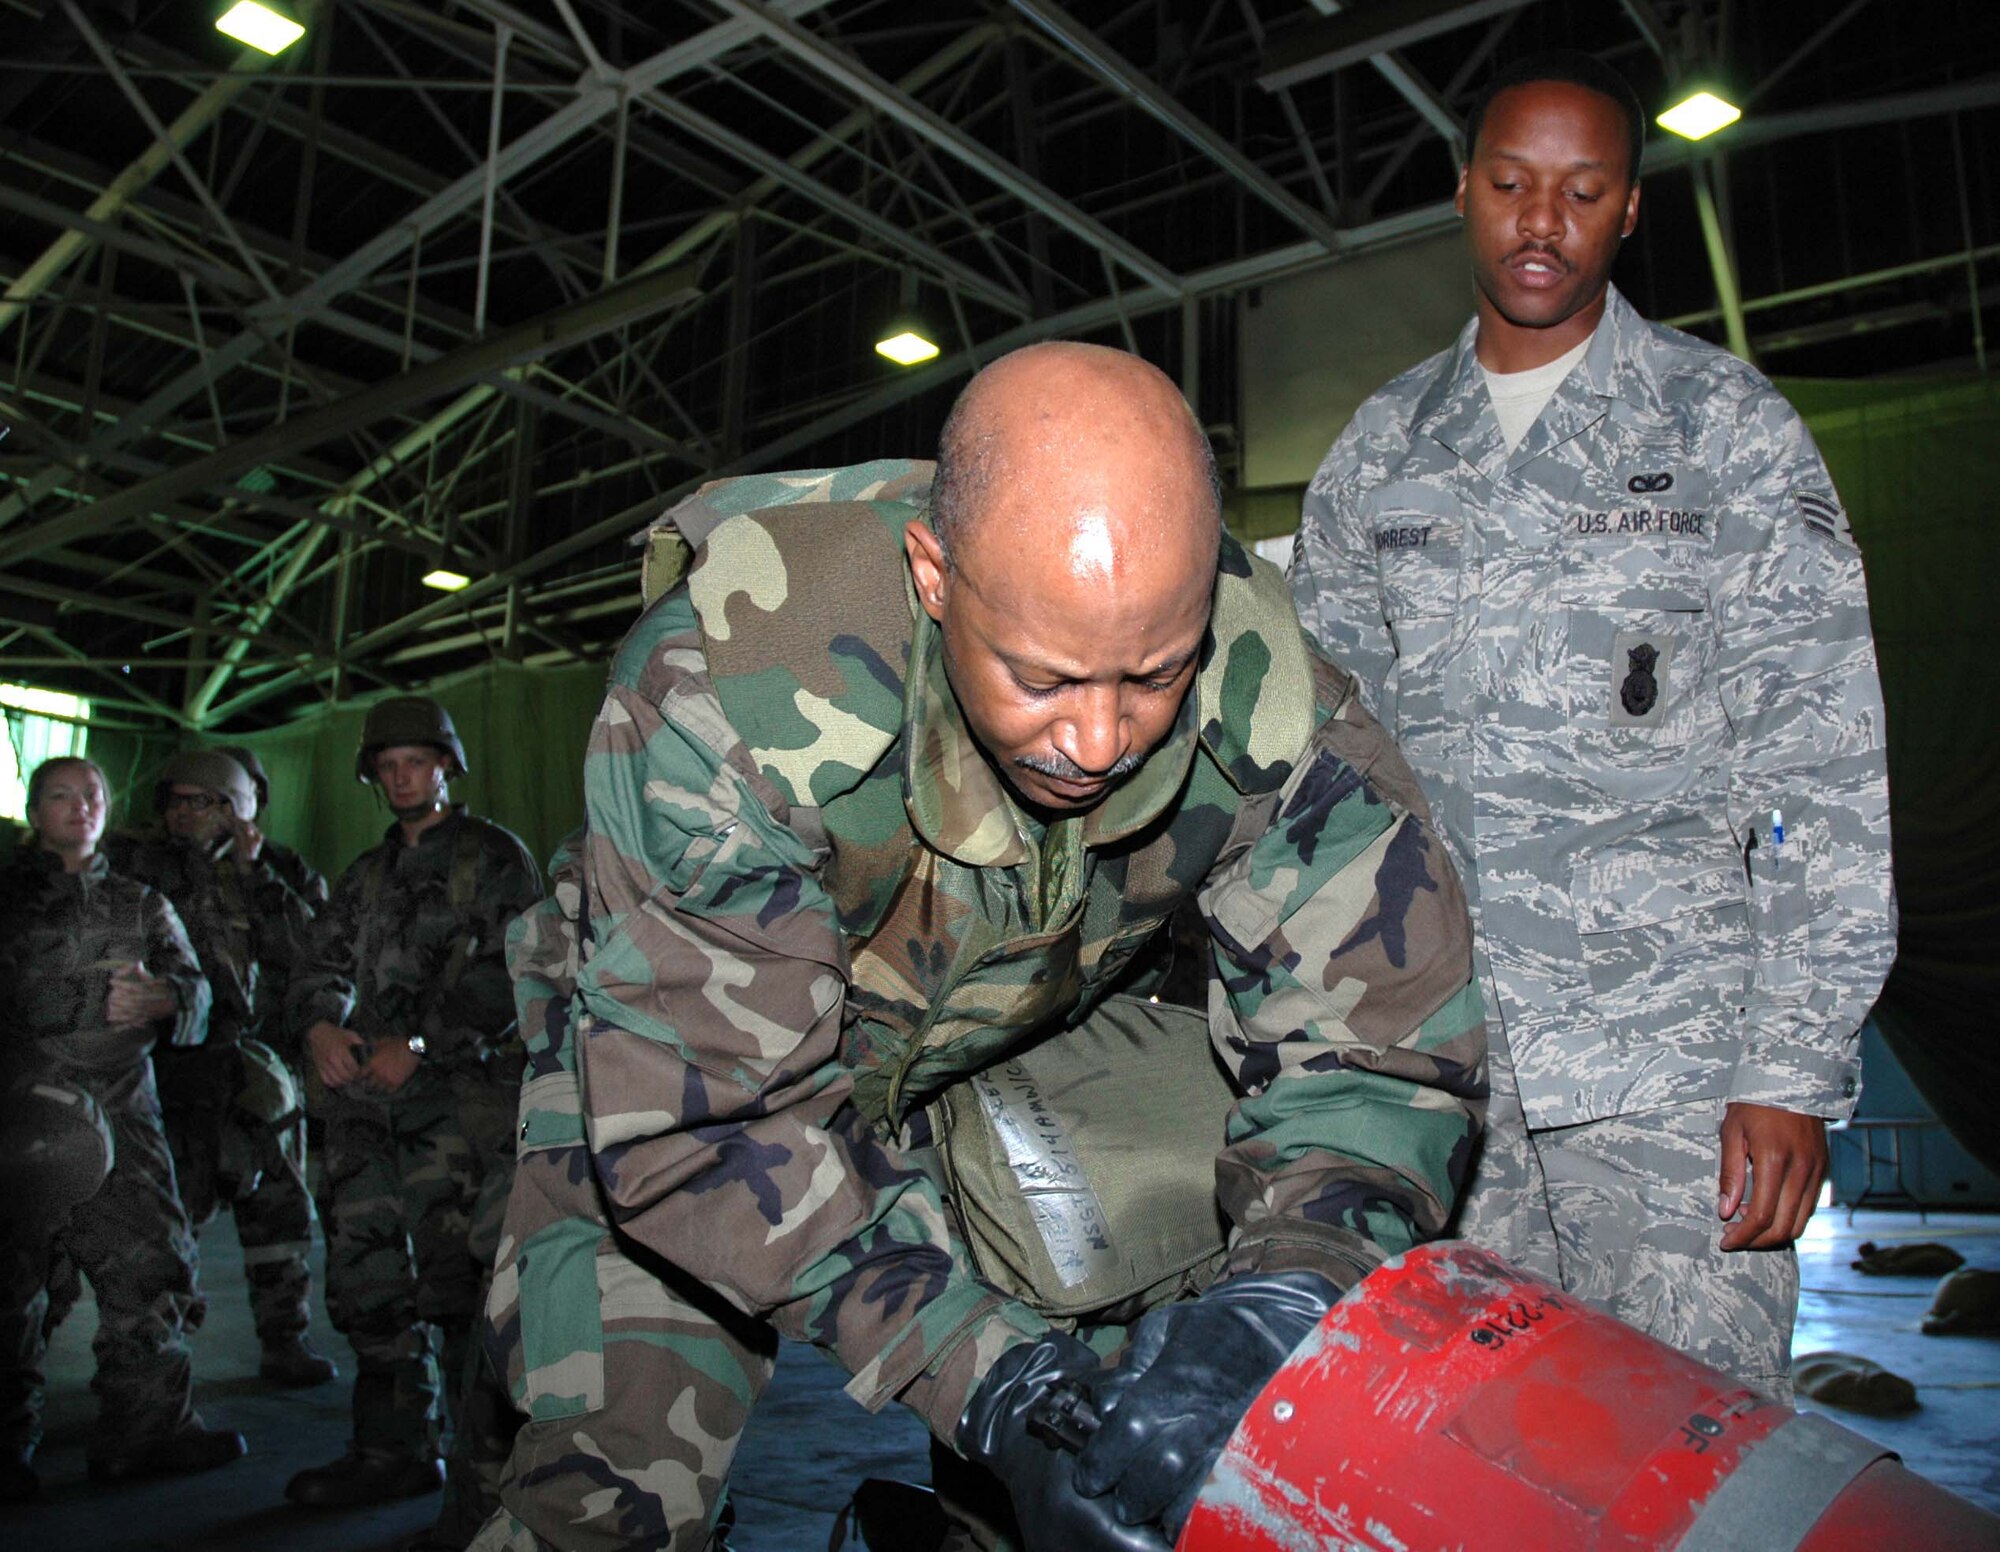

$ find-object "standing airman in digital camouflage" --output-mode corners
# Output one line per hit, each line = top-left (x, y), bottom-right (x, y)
(1288, 53), (1895, 1400)
(106, 748), (334, 1389)
(470, 341), (1488, 1552)
(285, 697), (543, 1552)
(219, 745), (331, 911)
(0, 756), (245, 1500)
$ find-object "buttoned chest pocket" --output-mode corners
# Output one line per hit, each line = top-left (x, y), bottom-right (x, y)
(1560, 557), (1716, 770)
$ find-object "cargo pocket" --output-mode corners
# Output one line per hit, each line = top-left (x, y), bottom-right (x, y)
(1079, 916), (1168, 998)
(1571, 840), (1750, 1020)
(488, 1067), (607, 1420)
(657, 817), (845, 1087)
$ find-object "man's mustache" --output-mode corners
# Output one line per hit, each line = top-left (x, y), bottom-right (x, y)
(1506, 241), (1572, 272)
(1014, 749), (1146, 783)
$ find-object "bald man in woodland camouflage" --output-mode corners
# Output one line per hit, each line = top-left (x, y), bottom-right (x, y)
(474, 343), (1488, 1552)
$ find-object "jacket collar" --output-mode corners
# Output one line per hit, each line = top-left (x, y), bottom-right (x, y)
(1415, 284), (1647, 479)
(380, 801), (469, 851)
(13, 844), (108, 882)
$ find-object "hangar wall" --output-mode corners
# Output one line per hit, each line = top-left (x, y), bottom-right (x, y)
(1240, 229), (1470, 490)
(1796, 376), (2000, 1173)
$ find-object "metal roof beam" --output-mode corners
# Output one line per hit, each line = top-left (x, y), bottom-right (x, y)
(0, 574), (325, 659)
(0, 0), (834, 527)
(1009, 0), (1341, 252)
(453, 0), (1030, 317)
(178, 2), (1004, 665)
(709, 0), (1183, 295)
(0, 22), (284, 343)
(1259, 0), (1546, 93)
(0, 174), (704, 471)
(0, 263), (699, 568)
(1642, 75), (2000, 172)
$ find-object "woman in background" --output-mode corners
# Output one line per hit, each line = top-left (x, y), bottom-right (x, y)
(0, 755), (243, 1500)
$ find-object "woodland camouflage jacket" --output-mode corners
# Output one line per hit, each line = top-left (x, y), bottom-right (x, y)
(519, 462), (1487, 1439)
(105, 830), (313, 1047)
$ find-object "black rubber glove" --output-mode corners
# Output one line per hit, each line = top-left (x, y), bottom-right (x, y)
(1076, 1270), (1339, 1538)
(955, 1331), (1172, 1552)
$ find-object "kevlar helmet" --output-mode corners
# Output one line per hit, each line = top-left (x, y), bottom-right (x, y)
(155, 749), (257, 819)
(217, 1041), (301, 1204)
(0, 1078), (115, 1230)
(216, 745), (270, 815)
(356, 696), (468, 784)
(233, 1039), (301, 1127)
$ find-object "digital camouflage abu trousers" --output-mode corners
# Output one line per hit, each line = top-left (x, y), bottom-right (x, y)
(1452, 1041), (1800, 1402)
(315, 1063), (519, 1531)
(0, 1104), (204, 1460)
(155, 1043), (315, 1347)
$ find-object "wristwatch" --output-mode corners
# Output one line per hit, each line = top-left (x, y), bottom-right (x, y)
(406, 1034), (427, 1058)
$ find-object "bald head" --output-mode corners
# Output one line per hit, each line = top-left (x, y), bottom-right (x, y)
(907, 342), (1224, 814)
(930, 341), (1221, 574)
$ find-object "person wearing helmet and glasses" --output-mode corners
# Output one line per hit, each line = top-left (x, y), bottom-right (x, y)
(105, 749), (332, 1391)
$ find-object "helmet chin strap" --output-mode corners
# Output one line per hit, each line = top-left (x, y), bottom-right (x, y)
(385, 773), (449, 822)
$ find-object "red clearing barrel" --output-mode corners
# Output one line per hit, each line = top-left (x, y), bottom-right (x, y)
(1180, 1242), (2000, 1552)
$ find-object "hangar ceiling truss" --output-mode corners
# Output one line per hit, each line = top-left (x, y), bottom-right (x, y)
(0, 0), (1994, 730)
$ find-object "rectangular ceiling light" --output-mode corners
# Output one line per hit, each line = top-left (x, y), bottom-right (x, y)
(1657, 90), (1742, 141)
(422, 569), (471, 592)
(875, 330), (941, 367)
(216, 2), (306, 56)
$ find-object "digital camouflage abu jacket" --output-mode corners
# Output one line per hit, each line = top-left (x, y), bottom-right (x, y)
(1291, 286), (1894, 1129)
(524, 462), (1487, 1440)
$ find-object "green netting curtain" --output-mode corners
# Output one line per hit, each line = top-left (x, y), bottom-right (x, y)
(93, 373), (1997, 1172)
(1785, 375), (2000, 1173)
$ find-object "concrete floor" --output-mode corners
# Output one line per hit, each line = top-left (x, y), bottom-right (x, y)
(2, 1207), (1993, 1550)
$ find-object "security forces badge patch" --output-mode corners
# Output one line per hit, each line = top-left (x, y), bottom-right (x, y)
(1610, 630), (1672, 726)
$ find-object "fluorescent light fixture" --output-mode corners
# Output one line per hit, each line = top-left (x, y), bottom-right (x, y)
(1657, 90), (1741, 141)
(217, 1), (306, 56)
(875, 329), (940, 367)
(422, 569), (471, 592)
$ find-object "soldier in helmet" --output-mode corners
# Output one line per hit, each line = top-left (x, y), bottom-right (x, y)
(105, 750), (334, 1389)
(217, 745), (330, 911)
(0, 756), (245, 1499)
(284, 696), (542, 1549)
